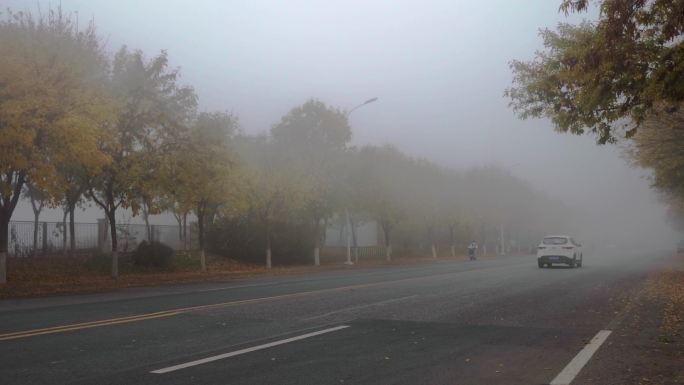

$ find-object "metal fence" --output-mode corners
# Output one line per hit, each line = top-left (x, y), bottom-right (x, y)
(7, 220), (192, 257)
(321, 246), (388, 262)
(7, 221), (94, 257)
(112, 223), (187, 252)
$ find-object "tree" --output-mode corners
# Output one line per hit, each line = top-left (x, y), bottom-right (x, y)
(88, 47), (196, 279)
(352, 146), (409, 261)
(57, 160), (92, 253)
(628, 106), (684, 196)
(441, 171), (467, 257)
(237, 136), (306, 268)
(22, 183), (48, 256)
(159, 111), (239, 270)
(626, 105), (684, 228)
(271, 99), (351, 152)
(0, 7), (112, 283)
(410, 160), (449, 259)
(131, 148), (166, 243)
(183, 112), (237, 271)
(271, 99), (351, 265)
(506, 0), (684, 144)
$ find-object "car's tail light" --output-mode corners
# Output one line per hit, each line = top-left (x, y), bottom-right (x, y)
(562, 246), (574, 249)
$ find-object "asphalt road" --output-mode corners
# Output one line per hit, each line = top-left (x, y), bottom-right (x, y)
(0, 250), (673, 385)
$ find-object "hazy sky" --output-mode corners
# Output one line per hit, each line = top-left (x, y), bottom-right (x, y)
(3, 0), (679, 245)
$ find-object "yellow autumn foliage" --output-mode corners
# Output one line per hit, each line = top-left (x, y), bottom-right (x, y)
(0, 9), (113, 200)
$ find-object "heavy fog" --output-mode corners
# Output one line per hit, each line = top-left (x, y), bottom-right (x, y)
(4, 0), (679, 250)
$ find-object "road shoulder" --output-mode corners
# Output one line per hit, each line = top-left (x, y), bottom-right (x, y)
(575, 255), (684, 385)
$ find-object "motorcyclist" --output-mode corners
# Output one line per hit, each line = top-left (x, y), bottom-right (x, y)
(467, 241), (478, 260)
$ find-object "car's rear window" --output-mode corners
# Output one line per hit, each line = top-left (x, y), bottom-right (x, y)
(543, 237), (568, 245)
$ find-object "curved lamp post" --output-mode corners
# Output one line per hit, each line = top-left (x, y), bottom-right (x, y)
(342, 97), (378, 265)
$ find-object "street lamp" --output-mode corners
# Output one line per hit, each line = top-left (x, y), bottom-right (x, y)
(343, 97), (378, 265)
(347, 97), (378, 117)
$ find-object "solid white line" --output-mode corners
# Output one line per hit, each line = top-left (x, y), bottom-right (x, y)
(150, 325), (350, 374)
(550, 330), (612, 385)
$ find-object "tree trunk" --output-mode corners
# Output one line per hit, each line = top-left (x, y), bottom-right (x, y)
(313, 218), (321, 266)
(314, 246), (320, 266)
(266, 224), (272, 269)
(62, 209), (68, 255)
(0, 213), (9, 284)
(449, 224), (456, 257)
(500, 223), (505, 256)
(382, 223), (392, 262)
(174, 212), (183, 246)
(69, 205), (76, 253)
(143, 207), (152, 242)
(107, 210), (118, 279)
(32, 212), (39, 257)
(431, 244), (437, 259)
(183, 213), (188, 251)
(349, 214), (359, 263)
(28, 188), (43, 256)
(197, 206), (206, 272)
(200, 248), (207, 272)
(0, 171), (26, 283)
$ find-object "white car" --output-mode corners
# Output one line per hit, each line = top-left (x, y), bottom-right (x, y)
(537, 235), (583, 268)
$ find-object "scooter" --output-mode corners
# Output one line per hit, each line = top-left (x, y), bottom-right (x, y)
(468, 249), (477, 261)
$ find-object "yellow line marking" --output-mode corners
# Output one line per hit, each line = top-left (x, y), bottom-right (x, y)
(0, 310), (181, 338)
(0, 312), (180, 341)
(0, 269), (460, 341)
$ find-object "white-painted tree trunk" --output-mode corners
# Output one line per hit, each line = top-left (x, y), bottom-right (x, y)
(266, 247), (272, 269)
(386, 245), (392, 261)
(450, 244), (456, 257)
(344, 209), (353, 265)
(0, 251), (6, 284)
(200, 249), (207, 272)
(62, 209), (68, 255)
(314, 247), (320, 266)
(111, 251), (119, 279)
(431, 244), (437, 258)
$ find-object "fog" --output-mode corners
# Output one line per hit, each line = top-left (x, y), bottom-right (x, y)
(4, 0), (679, 250)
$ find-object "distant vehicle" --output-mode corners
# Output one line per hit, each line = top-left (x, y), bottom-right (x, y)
(537, 235), (583, 268)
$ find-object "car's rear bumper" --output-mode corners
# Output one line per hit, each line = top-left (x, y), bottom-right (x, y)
(538, 255), (574, 265)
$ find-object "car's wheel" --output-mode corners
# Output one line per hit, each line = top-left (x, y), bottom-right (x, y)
(538, 261), (543, 268)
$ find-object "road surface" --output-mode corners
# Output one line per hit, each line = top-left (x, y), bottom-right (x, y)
(0, 250), (673, 384)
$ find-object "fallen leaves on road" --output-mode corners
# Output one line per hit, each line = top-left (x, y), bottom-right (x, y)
(645, 266), (684, 338)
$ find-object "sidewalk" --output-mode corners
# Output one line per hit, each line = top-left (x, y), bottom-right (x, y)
(0, 251), (515, 300)
(574, 255), (684, 385)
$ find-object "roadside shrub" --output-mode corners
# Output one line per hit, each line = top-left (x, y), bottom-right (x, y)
(132, 241), (173, 269)
(85, 251), (134, 274)
(207, 216), (314, 266)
